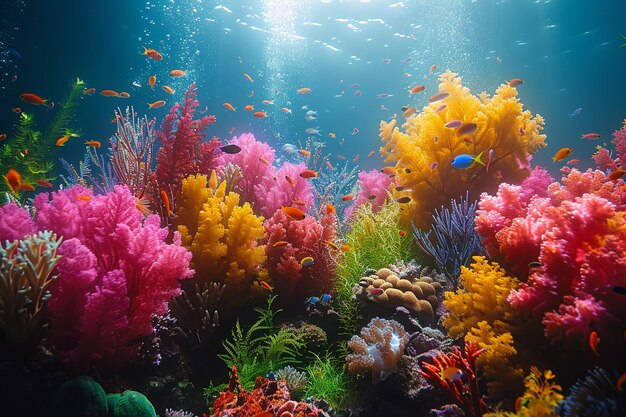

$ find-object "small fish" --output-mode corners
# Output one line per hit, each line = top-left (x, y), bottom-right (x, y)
(456, 122), (478, 136)
(300, 256), (314, 267)
(336, 154), (346, 160)
(514, 397), (523, 412)
(566, 159), (580, 166)
(445, 120), (463, 128)
(589, 331), (600, 356)
(101, 90), (119, 97)
(428, 92), (449, 102)
(369, 288), (384, 297)
(617, 372), (626, 391)
(85, 140), (101, 148)
(405, 168), (412, 173)
(329, 133), (336, 138)
(273, 241), (289, 247)
(220, 144), (242, 154)
(18, 182), (34, 191)
(36, 179), (53, 187)
(496, 56), (502, 63)
(148, 100), (166, 109)
(142, 46), (163, 60)
(262, 99), (274, 105)
(353, 154), (360, 163)
(486, 149), (494, 172)
(149, 75), (156, 89)
(223, 102), (236, 111)
(4, 168), (21, 193)
(608, 169), (626, 181)
(382, 58), (391, 64)
(528, 261), (542, 268)
(320, 293), (332, 303)
(163, 86), (175, 94)
(132, 81), (142, 88)
(441, 367), (463, 381)
(429, 64), (437, 73)
(306, 128), (321, 136)
(282, 206), (306, 220)
(397, 196), (411, 204)
(463, 137), (473, 144)
(294, 200), (306, 206)
(325, 159), (334, 170)
(399, 230), (407, 237)
(352, 128), (360, 135)
(12, 107), (21, 113)
(341, 195), (354, 202)
(409, 85), (425, 94)
(20, 93), (51, 107)
(0, 134), (6, 141)
(260, 281), (273, 292)
(435, 104), (447, 113)
(341, 244), (350, 252)
(377, 93), (393, 98)
(354, 90), (363, 96)
(581, 133), (601, 139)
(285, 176), (296, 187)
(76, 195), (92, 202)
(259, 156), (270, 166)
(508, 78), (524, 87)
(368, 151), (375, 157)
(299, 149), (311, 157)
(305, 296), (320, 305)
(229, 127), (236, 134)
(56, 136), (70, 146)
(403, 57), (413, 63)
(326, 204), (336, 215)
(161, 191), (171, 217)
(253, 111), (267, 118)
(568, 107), (582, 118)
(611, 286), (626, 295)
(119, 92), (130, 98)
(381, 167), (397, 175)
(451, 152), (485, 169)
(83, 88), (96, 95)
(403, 73), (412, 77)
(249, 91), (255, 97)
(297, 87), (312, 94)
(430, 161), (438, 170)
(243, 73), (254, 83)
(281, 107), (292, 113)
(299, 170), (318, 179)
(368, 194), (377, 201)
(325, 240), (339, 250)
(403, 107), (416, 117)
(305, 115), (317, 122)
(244, 104), (254, 111)
(519, 127), (525, 135)
(552, 147), (572, 162)
(169, 69), (186, 76)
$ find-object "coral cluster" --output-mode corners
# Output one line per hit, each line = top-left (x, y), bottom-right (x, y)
(275, 365), (308, 399)
(592, 119), (626, 171)
(344, 169), (392, 218)
(560, 367), (624, 417)
(346, 317), (409, 382)
(379, 70), (546, 228)
(355, 267), (442, 324)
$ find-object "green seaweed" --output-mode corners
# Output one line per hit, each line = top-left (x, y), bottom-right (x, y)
(334, 202), (416, 343)
(216, 295), (304, 391)
(44, 78), (85, 143)
(304, 353), (353, 409)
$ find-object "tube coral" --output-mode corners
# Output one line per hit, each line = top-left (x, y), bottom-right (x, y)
(346, 317), (409, 382)
(379, 70), (546, 228)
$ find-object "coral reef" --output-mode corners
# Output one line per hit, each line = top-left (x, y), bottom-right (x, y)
(346, 317), (409, 382)
(379, 70), (546, 228)
(52, 376), (108, 417)
(263, 209), (337, 308)
(0, 202), (36, 243)
(344, 169), (392, 218)
(169, 281), (224, 345)
(354, 267), (442, 324)
(312, 161), (359, 224)
(109, 390), (157, 417)
(0, 231), (61, 347)
(287, 323), (328, 353)
(275, 365), (308, 400)
(560, 367), (625, 417)
(255, 162), (315, 218)
(413, 192), (484, 290)
(592, 119), (626, 171)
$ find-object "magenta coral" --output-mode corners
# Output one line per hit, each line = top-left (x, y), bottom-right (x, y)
(255, 162), (314, 218)
(263, 209), (337, 307)
(345, 169), (392, 218)
(34, 185), (193, 371)
(592, 121), (626, 171)
(0, 203), (35, 243)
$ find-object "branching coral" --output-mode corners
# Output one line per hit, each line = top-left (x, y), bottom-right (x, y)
(255, 162), (314, 218)
(0, 231), (61, 346)
(344, 169), (392, 219)
(346, 317), (409, 382)
(169, 281), (224, 345)
(312, 161), (359, 224)
(0, 202), (35, 243)
(263, 209), (337, 308)
(379, 70), (546, 228)
(174, 172), (266, 312)
(592, 119), (626, 171)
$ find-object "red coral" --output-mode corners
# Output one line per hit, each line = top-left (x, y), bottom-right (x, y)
(419, 342), (486, 417)
(263, 210), (337, 309)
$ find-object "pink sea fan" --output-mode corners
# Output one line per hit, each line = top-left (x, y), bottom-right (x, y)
(255, 162), (314, 218)
(345, 169), (392, 218)
(217, 133), (276, 208)
(0, 203), (35, 243)
(38, 185), (193, 372)
(263, 210), (337, 308)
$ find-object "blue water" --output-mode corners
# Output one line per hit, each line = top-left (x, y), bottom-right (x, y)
(1, 0), (625, 174)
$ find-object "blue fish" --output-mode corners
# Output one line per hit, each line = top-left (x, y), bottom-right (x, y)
(320, 293), (332, 303)
(305, 296), (320, 305)
(451, 152), (484, 170)
(568, 107), (582, 118)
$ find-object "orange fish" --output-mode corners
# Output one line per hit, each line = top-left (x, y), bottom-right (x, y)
(399, 230), (406, 237)
(299, 149), (311, 157)
(281, 206), (306, 220)
(325, 240), (339, 250)
(253, 111), (267, 118)
(617, 372), (626, 391)
(589, 331), (600, 356)
(285, 176), (296, 187)
(456, 122), (478, 136)
(244, 73), (253, 83)
(119, 92), (130, 98)
(18, 182), (34, 191)
(566, 159), (580, 166)
(463, 137), (473, 144)
(169, 69), (186, 77)
(409, 85), (425, 94)
(37, 179), (53, 187)
(552, 147), (572, 162)
(12, 107), (21, 113)
(148, 75), (156, 89)
(329, 132), (336, 138)
(272, 241), (289, 247)
(0, 134), (6, 141)
(341, 195), (354, 202)
(161, 191), (172, 217)
(260, 281), (273, 292)
(325, 160), (334, 171)
(508, 78), (524, 87)
(294, 200), (306, 206)
(281, 107), (292, 113)
(85, 140), (101, 148)
(224, 102), (236, 111)
(326, 204), (336, 215)
(429, 64), (437, 73)
(299, 170), (317, 179)
(262, 99), (273, 105)
(341, 244), (351, 252)
(148, 100), (166, 109)
(56, 136), (70, 146)
(142, 46), (163, 60)
(244, 104), (254, 111)
(163, 86), (175, 94)
(403, 107), (416, 117)
(83, 88), (96, 95)
(514, 397), (523, 412)
(608, 169), (626, 181)
(428, 92), (449, 102)
(581, 133), (601, 139)
(4, 168), (21, 193)
(297, 87), (312, 94)
(76, 195), (92, 202)
(381, 166), (397, 175)
(101, 90), (119, 97)
(20, 93), (50, 106)
(259, 156), (270, 166)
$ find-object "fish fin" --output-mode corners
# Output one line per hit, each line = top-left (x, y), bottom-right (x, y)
(473, 151), (485, 166)
(141, 46), (148, 55)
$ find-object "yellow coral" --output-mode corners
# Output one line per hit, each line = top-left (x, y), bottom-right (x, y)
(175, 172), (266, 308)
(380, 70), (546, 227)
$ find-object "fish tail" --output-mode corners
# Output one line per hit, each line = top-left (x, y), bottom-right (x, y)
(474, 151), (485, 166)
(141, 46), (148, 55)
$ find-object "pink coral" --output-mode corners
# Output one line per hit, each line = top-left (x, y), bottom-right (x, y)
(217, 133), (276, 208)
(592, 121), (626, 171)
(263, 210), (337, 307)
(345, 169), (392, 218)
(0, 203), (35, 243)
(255, 162), (314, 218)
(35, 185), (193, 371)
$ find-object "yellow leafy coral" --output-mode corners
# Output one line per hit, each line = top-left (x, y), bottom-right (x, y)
(444, 256), (523, 400)
(175, 172), (266, 309)
(380, 70), (546, 227)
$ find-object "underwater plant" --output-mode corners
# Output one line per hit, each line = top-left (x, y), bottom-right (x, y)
(0, 231), (61, 347)
(169, 281), (224, 345)
(312, 160), (360, 224)
(560, 367), (624, 417)
(413, 192), (484, 290)
(217, 295), (304, 391)
(276, 365), (308, 400)
(379, 70), (546, 228)
(305, 353), (352, 409)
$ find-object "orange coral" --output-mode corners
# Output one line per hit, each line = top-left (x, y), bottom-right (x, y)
(379, 70), (546, 227)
